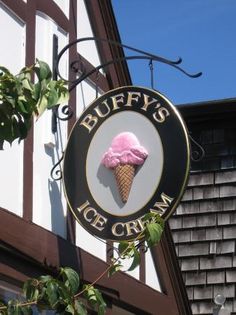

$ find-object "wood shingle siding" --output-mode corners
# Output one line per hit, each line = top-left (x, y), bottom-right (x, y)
(171, 100), (236, 315)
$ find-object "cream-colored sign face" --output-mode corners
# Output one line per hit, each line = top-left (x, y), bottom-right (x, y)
(63, 86), (190, 241)
(86, 111), (164, 216)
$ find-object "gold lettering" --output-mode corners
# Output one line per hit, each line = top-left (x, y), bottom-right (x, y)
(153, 107), (170, 123)
(91, 214), (107, 231)
(152, 193), (174, 214)
(125, 92), (141, 107)
(94, 100), (111, 118)
(141, 94), (159, 111)
(112, 222), (125, 236)
(111, 93), (125, 110)
(126, 220), (141, 236)
(137, 215), (149, 231)
(77, 200), (90, 213)
(83, 207), (96, 222)
(80, 114), (98, 132)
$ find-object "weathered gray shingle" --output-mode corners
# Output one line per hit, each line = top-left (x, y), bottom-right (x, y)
(218, 241), (235, 254)
(220, 185), (236, 198)
(223, 199), (236, 211)
(233, 256), (236, 267)
(226, 270), (236, 283)
(215, 170), (236, 184)
(223, 226), (236, 239)
(206, 227), (223, 240)
(193, 187), (204, 200)
(197, 214), (216, 227)
(199, 301), (214, 314)
(191, 229), (206, 242)
(188, 173), (214, 187)
(182, 189), (193, 201)
(203, 186), (220, 199)
(186, 287), (194, 300)
(194, 286), (213, 300)
(209, 241), (235, 255)
(217, 213), (230, 225)
(177, 202), (200, 215)
(181, 258), (199, 271)
(230, 212), (236, 224)
(200, 256), (232, 270)
(186, 272), (206, 286)
(207, 270), (225, 284)
(168, 217), (182, 230)
(179, 243), (209, 257)
(172, 230), (191, 243)
(200, 200), (222, 213)
(209, 242), (217, 254)
(183, 216), (197, 228)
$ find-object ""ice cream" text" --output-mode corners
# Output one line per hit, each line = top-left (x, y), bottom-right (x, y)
(77, 192), (173, 238)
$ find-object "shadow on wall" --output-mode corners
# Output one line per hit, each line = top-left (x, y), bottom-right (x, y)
(48, 179), (66, 238)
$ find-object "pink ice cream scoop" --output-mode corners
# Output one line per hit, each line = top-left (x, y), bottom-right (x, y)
(102, 132), (148, 169)
(101, 132), (148, 203)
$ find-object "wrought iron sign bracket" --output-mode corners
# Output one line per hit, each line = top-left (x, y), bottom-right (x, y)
(50, 37), (204, 181)
(55, 37), (202, 90)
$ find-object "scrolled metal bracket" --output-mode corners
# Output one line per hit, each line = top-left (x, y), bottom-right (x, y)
(50, 152), (64, 181)
(189, 133), (205, 162)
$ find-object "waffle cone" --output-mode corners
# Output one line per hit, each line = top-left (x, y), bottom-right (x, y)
(114, 164), (135, 203)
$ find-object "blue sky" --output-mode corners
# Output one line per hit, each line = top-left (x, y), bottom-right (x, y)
(112, 0), (236, 105)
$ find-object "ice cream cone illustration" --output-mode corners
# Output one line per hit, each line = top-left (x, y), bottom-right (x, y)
(101, 132), (148, 203)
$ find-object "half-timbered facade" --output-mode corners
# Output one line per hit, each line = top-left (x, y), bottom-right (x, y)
(0, 1), (190, 314)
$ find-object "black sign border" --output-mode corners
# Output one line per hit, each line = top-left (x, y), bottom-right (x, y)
(63, 86), (190, 241)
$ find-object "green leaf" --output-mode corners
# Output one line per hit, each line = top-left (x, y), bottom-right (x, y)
(21, 78), (33, 92)
(65, 304), (75, 314)
(35, 95), (48, 117)
(46, 280), (59, 308)
(83, 286), (106, 315)
(118, 241), (129, 255)
(146, 222), (163, 246)
(38, 275), (53, 284)
(108, 261), (122, 277)
(74, 301), (87, 315)
(7, 300), (21, 315)
(34, 59), (52, 82)
(32, 82), (41, 101)
(0, 66), (11, 75)
(47, 88), (58, 108)
(60, 267), (80, 295)
(23, 279), (39, 301)
(128, 247), (140, 271)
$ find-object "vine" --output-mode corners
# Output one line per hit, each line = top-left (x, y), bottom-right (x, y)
(0, 213), (164, 315)
(0, 60), (69, 149)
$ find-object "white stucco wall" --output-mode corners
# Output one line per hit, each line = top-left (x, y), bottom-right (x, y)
(145, 248), (162, 291)
(33, 12), (68, 238)
(77, 0), (101, 67)
(75, 80), (106, 260)
(0, 3), (25, 216)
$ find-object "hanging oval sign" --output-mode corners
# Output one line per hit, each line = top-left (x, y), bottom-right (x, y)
(63, 86), (190, 241)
